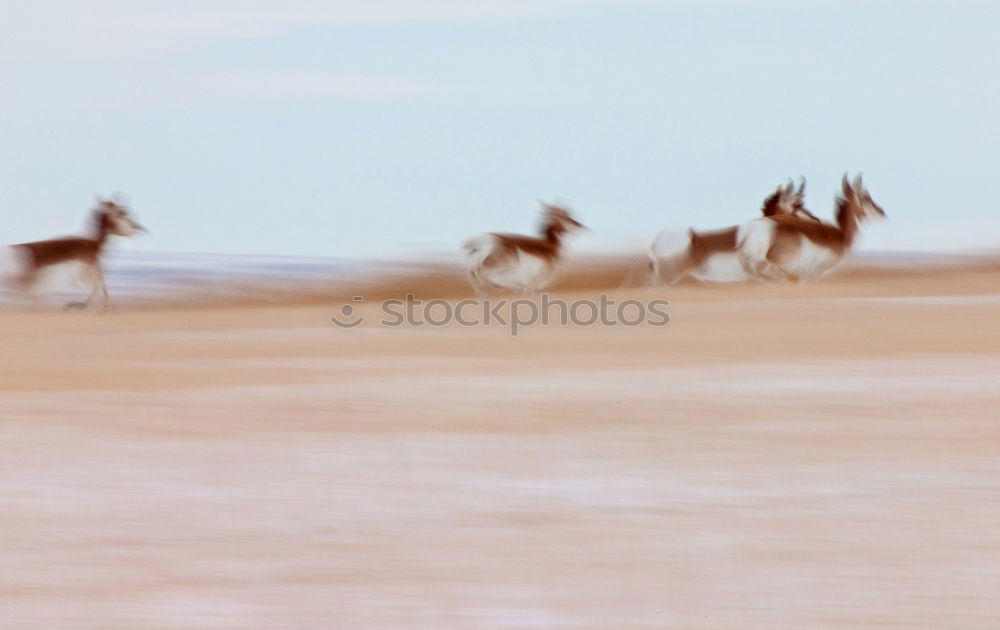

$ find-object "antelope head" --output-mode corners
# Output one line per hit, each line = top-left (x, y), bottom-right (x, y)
(762, 180), (814, 220)
(95, 194), (148, 237)
(539, 201), (587, 234)
(787, 177), (821, 222)
(841, 174), (887, 222)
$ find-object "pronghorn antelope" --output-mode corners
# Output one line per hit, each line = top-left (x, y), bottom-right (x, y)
(736, 174), (885, 282)
(463, 201), (586, 295)
(647, 179), (820, 285)
(0, 195), (147, 311)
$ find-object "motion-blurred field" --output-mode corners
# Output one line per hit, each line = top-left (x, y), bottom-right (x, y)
(2, 257), (1000, 629)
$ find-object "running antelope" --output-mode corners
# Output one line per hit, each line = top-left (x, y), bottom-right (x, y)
(463, 201), (586, 295)
(0, 195), (147, 311)
(736, 174), (885, 282)
(648, 179), (820, 284)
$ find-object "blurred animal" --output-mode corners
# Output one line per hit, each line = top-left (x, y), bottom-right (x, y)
(736, 174), (885, 282)
(463, 202), (586, 295)
(647, 179), (818, 285)
(0, 195), (147, 311)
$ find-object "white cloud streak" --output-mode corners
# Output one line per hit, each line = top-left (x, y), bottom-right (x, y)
(0, 0), (659, 61)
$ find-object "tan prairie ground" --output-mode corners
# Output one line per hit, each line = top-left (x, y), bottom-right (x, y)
(2, 259), (1000, 629)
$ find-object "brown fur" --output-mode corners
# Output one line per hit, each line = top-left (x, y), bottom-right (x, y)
(466, 203), (583, 294)
(482, 204), (582, 267)
(14, 207), (116, 269)
(687, 226), (738, 267)
(766, 176), (884, 256)
(761, 189), (788, 218)
(485, 234), (560, 266)
(6, 199), (144, 310)
(756, 175), (886, 278)
(15, 236), (104, 269)
(766, 215), (850, 254)
(660, 183), (814, 281)
(698, 182), (817, 256)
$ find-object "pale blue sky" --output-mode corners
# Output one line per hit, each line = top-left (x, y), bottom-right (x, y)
(1, 1), (997, 257)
